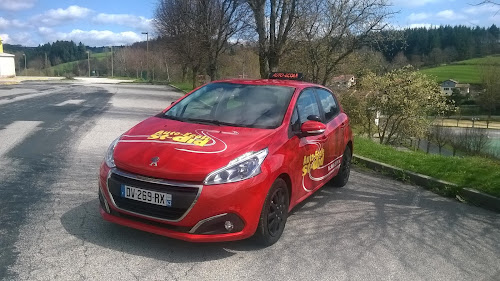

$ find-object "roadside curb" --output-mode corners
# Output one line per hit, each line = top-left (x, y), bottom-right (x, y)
(0, 81), (20, 85)
(459, 188), (500, 213)
(353, 154), (500, 213)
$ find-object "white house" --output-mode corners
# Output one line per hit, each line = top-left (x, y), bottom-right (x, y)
(0, 37), (16, 78)
(332, 75), (356, 88)
(440, 79), (470, 96)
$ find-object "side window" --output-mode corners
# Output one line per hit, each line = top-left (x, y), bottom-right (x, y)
(316, 88), (339, 122)
(296, 88), (321, 124)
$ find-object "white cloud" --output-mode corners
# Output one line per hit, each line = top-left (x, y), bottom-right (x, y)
(0, 33), (11, 43)
(1, 32), (36, 46)
(391, 0), (440, 7)
(39, 29), (142, 46)
(463, 4), (498, 15)
(0, 18), (8, 30)
(31, 5), (92, 26)
(0, 17), (29, 30)
(92, 13), (153, 31)
(0, 0), (36, 11)
(436, 10), (454, 19)
(38, 27), (54, 35)
(407, 13), (430, 22)
(436, 9), (466, 21)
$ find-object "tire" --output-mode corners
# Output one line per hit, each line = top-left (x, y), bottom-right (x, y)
(254, 178), (289, 246)
(332, 146), (352, 187)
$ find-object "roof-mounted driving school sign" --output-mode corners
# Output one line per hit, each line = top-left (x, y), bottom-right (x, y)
(0, 36), (16, 78)
(268, 72), (304, 80)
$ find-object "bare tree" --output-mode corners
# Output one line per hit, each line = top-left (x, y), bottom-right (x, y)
(429, 125), (453, 155)
(247, 0), (298, 78)
(477, 0), (499, 5)
(450, 128), (491, 155)
(478, 65), (500, 128)
(156, 0), (249, 87)
(294, 0), (394, 85)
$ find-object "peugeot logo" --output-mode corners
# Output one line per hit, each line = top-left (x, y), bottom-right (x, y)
(149, 156), (160, 167)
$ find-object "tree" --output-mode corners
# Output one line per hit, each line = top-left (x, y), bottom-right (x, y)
(155, 0), (249, 87)
(293, 0), (393, 85)
(478, 66), (500, 127)
(356, 67), (451, 144)
(429, 125), (453, 155)
(246, 0), (297, 78)
(391, 51), (409, 69)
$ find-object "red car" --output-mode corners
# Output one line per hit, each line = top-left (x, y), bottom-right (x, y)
(98, 73), (353, 246)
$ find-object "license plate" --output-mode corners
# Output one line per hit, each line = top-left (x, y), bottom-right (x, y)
(120, 185), (172, 207)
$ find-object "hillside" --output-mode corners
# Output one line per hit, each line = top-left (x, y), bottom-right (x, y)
(49, 52), (110, 76)
(420, 55), (500, 84)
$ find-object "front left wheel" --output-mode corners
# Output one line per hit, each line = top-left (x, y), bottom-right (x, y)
(254, 178), (289, 246)
(332, 146), (352, 187)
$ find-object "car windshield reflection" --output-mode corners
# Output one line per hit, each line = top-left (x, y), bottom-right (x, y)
(163, 83), (295, 129)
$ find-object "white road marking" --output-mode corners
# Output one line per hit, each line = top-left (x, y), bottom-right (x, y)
(0, 121), (43, 157)
(55, 99), (85, 106)
(0, 91), (57, 106)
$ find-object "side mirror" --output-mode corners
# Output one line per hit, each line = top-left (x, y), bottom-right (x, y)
(300, 121), (326, 136)
(307, 115), (322, 122)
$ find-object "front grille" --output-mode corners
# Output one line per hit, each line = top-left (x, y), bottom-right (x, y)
(107, 171), (200, 221)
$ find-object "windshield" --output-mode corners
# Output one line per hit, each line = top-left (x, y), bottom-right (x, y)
(163, 83), (295, 129)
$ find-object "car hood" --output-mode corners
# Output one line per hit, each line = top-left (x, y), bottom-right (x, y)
(113, 116), (276, 182)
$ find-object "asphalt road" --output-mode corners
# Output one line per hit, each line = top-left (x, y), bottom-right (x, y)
(1, 82), (499, 281)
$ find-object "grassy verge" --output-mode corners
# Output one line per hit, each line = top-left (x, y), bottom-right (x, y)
(169, 82), (194, 93)
(354, 136), (500, 198)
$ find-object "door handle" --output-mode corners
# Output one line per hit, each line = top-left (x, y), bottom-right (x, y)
(340, 122), (346, 128)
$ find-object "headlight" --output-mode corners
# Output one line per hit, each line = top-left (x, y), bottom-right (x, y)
(204, 148), (268, 185)
(105, 137), (120, 168)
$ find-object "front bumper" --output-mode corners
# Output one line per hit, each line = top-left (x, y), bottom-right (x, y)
(98, 163), (271, 242)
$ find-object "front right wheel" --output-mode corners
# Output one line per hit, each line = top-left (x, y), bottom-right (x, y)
(254, 178), (289, 246)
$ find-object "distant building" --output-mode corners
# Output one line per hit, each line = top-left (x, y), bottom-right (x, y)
(440, 79), (470, 96)
(332, 75), (356, 88)
(0, 36), (16, 78)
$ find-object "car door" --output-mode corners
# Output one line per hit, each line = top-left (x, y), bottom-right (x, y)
(314, 88), (345, 181)
(290, 88), (328, 199)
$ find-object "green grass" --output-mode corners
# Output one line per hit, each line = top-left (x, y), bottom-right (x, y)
(49, 52), (110, 75)
(354, 136), (500, 198)
(169, 82), (194, 93)
(420, 64), (481, 84)
(90, 52), (110, 59)
(419, 54), (500, 84)
(454, 55), (500, 66)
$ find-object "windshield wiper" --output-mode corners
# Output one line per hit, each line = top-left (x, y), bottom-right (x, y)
(163, 115), (241, 127)
(162, 115), (185, 121)
(185, 118), (244, 127)
(184, 118), (223, 126)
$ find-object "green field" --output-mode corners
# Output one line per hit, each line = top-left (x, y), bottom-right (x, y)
(419, 55), (500, 84)
(420, 64), (481, 84)
(456, 55), (500, 65)
(49, 52), (110, 75)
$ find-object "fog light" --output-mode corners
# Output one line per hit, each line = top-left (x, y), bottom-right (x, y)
(224, 220), (234, 231)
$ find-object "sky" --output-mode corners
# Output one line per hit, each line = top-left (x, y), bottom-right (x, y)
(0, 0), (499, 47)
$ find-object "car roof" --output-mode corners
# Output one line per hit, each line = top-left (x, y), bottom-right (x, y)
(212, 78), (325, 90)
